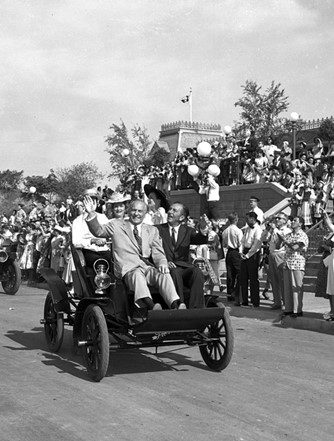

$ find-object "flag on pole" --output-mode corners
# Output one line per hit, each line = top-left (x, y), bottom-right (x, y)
(181, 88), (193, 122)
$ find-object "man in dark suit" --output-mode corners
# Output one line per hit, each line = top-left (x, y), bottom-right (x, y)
(83, 198), (180, 310)
(156, 202), (208, 308)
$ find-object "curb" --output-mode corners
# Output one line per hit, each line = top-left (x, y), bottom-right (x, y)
(223, 301), (334, 335)
(281, 315), (334, 335)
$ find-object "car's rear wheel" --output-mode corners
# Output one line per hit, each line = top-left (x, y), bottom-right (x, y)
(200, 304), (234, 371)
(1, 260), (21, 295)
(44, 292), (64, 353)
(81, 305), (109, 382)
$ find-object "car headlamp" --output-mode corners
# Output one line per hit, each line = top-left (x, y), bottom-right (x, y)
(93, 259), (111, 295)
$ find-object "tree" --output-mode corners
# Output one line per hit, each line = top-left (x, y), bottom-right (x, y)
(105, 120), (152, 177)
(144, 143), (171, 168)
(318, 118), (334, 145)
(24, 171), (60, 203)
(0, 169), (24, 191)
(234, 80), (289, 139)
(55, 162), (104, 200)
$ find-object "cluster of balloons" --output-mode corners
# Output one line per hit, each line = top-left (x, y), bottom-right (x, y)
(187, 141), (220, 178)
(187, 125), (233, 180)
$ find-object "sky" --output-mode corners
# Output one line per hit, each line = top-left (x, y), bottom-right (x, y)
(1, 0), (334, 185)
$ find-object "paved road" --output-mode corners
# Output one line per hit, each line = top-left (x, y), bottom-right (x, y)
(0, 284), (333, 441)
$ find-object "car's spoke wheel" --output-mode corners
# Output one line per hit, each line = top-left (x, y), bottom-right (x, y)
(2, 261), (21, 295)
(82, 305), (109, 382)
(44, 292), (64, 353)
(200, 306), (234, 371)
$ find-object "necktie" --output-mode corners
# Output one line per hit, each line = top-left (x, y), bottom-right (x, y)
(133, 225), (142, 253)
(171, 227), (177, 248)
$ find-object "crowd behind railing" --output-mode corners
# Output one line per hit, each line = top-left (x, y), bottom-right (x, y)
(119, 134), (334, 228)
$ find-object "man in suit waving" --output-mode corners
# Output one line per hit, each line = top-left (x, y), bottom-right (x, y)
(83, 197), (180, 310)
(156, 202), (208, 308)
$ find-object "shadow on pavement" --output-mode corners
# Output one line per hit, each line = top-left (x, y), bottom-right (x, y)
(4, 326), (202, 381)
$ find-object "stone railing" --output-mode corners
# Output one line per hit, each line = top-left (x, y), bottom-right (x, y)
(161, 121), (221, 131)
(301, 116), (334, 130)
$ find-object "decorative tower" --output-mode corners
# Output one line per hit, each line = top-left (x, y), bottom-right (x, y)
(158, 121), (223, 158)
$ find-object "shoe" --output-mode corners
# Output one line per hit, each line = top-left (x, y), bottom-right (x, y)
(241, 302), (249, 307)
(284, 311), (293, 316)
(252, 305), (259, 308)
(178, 303), (187, 310)
(290, 313), (298, 318)
(296, 311), (303, 317)
(323, 312), (334, 321)
(153, 303), (162, 311)
(262, 289), (269, 300)
(234, 302), (241, 306)
(270, 305), (281, 310)
(171, 300), (180, 309)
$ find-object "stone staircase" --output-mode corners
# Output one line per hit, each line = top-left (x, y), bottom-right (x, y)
(304, 254), (322, 293)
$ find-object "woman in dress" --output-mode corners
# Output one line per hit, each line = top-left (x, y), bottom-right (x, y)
(50, 225), (65, 277)
(143, 184), (170, 225)
(19, 223), (36, 282)
(316, 211), (334, 320)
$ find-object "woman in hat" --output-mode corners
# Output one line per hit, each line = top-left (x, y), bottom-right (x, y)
(105, 193), (131, 220)
(143, 184), (170, 225)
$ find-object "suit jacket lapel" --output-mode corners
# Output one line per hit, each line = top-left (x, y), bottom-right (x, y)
(161, 224), (174, 253)
(175, 224), (186, 249)
(123, 221), (140, 251)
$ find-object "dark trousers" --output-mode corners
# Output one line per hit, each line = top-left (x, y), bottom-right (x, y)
(169, 266), (205, 308)
(240, 251), (260, 306)
(225, 249), (241, 297)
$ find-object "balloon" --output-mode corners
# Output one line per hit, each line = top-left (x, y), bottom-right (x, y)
(29, 186), (36, 194)
(197, 141), (211, 157)
(187, 164), (200, 177)
(207, 164), (220, 177)
(224, 125), (232, 135)
(123, 148), (130, 156)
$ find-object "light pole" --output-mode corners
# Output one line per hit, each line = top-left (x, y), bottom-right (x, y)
(290, 112), (299, 160)
(123, 148), (130, 173)
(29, 186), (36, 203)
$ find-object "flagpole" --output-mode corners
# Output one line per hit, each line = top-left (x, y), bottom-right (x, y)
(189, 87), (193, 123)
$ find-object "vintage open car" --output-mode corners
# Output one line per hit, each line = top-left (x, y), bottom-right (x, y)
(40, 244), (234, 382)
(0, 236), (21, 295)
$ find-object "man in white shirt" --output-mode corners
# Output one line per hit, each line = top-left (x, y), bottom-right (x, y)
(240, 212), (263, 307)
(249, 196), (264, 225)
(262, 136), (281, 165)
(222, 212), (243, 304)
(72, 191), (111, 269)
(197, 173), (220, 221)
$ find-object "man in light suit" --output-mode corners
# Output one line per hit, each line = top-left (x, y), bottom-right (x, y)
(83, 197), (180, 310)
(156, 202), (208, 308)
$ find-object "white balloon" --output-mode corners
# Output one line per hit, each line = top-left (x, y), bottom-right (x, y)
(197, 142), (212, 157)
(207, 164), (220, 177)
(187, 164), (200, 177)
(29, 186), (36, 194)
(224, 125), (232, 135)
(123, 148), (130, 156)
